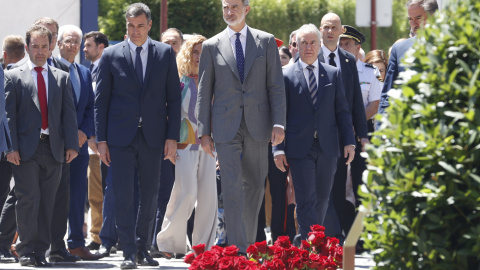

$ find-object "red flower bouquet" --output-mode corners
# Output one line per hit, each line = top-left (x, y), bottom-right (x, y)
(185, 225), (342, 270)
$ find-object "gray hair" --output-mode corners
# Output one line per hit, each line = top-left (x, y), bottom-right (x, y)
(221, 0), (249, 6)
(406, 0), (438, 15)
(125, 3), (152, 22)
(289, 30), (297, 45)
(58, 25), (83, 42)
(296, 24), (321, 44)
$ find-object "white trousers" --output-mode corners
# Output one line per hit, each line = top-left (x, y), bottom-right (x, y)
(156, 149), (218, 254)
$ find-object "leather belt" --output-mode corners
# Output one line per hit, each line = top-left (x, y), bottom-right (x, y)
(40, 133), (49, 140)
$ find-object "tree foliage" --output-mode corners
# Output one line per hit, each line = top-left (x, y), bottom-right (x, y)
(98, 0), (407, 53)
(361, 0), (480, 268)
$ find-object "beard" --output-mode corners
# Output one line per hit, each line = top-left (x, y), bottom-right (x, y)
(223, 12), (246, 27)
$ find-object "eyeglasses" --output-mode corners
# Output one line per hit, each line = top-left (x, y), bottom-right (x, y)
(63, 40), (80, 46)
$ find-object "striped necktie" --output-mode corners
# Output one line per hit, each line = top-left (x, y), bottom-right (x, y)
(306, 65), (318, 106)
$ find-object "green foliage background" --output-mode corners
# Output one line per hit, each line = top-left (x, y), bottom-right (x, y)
(98, 0), (409, 53)
(361, 0), (480, 268)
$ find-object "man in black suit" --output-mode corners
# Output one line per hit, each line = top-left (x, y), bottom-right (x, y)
(4, 25), (79, 267)
(318, 13), (369, 241)
(0, 36), (23, 263)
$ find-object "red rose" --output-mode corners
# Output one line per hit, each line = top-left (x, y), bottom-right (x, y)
(300, 240), (311, 250)
(188, 260), (201, 270)
(333, 246), (343, 263)
(199, 251), (218, 269)
(247, 245), (261, 261)
(192, 243), (206, 256)
(254, 240), (268, 254)
(307, 253), (321, 269)
(184, 253), (195, 264)
(274, 236), (291, 248)
(326, 237), (340, 248)
(218, 257), (236, 270)
(310, 225), (325, 232)
(271, 258), (286, 270)
(210, 245), (224, 255)
(288, 256), (304, 270)
(223, 245), (239, 257)
(308, 231), (325, 246)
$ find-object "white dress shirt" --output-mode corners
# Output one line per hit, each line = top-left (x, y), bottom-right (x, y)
(298, 58), (319, 88)
(226, 24), (248, 59)
(321, 45), (341, 70)
(128, 37), (149, 80)
(27, 60), (50, 135)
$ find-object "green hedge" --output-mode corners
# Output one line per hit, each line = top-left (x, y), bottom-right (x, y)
(361, 1), (480, 269)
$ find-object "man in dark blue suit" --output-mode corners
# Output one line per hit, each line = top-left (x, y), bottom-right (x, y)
(377, 0), (438, 118)
(95, 3), (181, 269)
(273, 24), (356, 240)
(51, 25), (102, 261)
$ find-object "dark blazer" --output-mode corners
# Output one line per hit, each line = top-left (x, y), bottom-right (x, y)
(51, 58), (69, 73)
(72, 63), (94, 139)
(378, 37), (415, 115)
(318, 48), (368, 139)
(95, 39), (181, 148)
(0, 66), (12, 153)
(4, 64), (79, 162)
(274, 60), (355, 159)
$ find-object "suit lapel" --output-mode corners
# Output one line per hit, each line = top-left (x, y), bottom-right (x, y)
(316, 61), (328, 109)
(217, 30), (241, 82)
(318, 52), (325, 64)
(122, 41), (141, 89)
(19, 66), (41, 112)
(243, 28), (258, 81)
(294, 61), (314, 110)
(48, 67), (59, 112)
(143, 39), (156, 92)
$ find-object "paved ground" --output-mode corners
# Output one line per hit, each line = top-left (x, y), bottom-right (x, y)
(0, 251), (375, 269)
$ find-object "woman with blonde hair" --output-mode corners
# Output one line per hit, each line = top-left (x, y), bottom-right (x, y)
(156, 34), (217, 257)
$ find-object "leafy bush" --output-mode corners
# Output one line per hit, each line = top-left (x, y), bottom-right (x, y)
(361, 1), (480, 269)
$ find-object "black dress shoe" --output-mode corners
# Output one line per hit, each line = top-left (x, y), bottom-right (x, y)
(86, 241), (101, 250)
(137, 249), (159, 266)
(96, 245), (112, 257)
(49, 247), (81, 262)
(0, 247), (18, 263)
(33, 254), (52, 267)
(120, 254), (137, 269)
(19, 254), (35, 266)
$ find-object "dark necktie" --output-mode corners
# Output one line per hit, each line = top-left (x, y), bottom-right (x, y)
(235, 33), (245, 84)
(329, 52), (336, 67)
(34, 67), (48, 130)
(90, 64), (98, 82)
(306, 65), (318, 106)
(135, 46), (143, 88)
(47, 58), (52, 66)
(69, 64), (81, 103)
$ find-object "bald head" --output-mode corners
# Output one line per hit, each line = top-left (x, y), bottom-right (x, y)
(320, 13), (343, 51)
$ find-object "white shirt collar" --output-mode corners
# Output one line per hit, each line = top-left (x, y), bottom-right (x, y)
(321, 44), (338, 58)
(128, 37), (149, 52)
(227, 24), (248, 38)
(356, 59), (364, 72)
(27, 59), (49, 71)
(58, 55), (73, 68)
(92, 58), (100, 67)
(298, 58), (319, 70)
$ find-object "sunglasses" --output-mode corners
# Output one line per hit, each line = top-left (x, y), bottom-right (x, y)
(291, 42), (297, 48)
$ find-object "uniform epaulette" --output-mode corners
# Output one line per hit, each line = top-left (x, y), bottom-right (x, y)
(364, 63), (375, 69)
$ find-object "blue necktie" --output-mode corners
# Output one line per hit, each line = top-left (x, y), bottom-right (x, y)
(47, 58), (52, 66)
(69, 64), (80, 103)
(307, 65), (318, 107)
(135, 46), (143, 88)
(235, 33), (245, 84)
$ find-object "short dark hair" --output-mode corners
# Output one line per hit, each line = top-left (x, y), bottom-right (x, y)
(125, 3), (151, 22)
(33, 17), (59, 33)
(3, 35), (25, 60)
(406, 0), (438, 15)
(161, 28), (184, 43)
(84, 31), (109, 48)
(26, 25), (52, 47)
(279, 46), (292, 59)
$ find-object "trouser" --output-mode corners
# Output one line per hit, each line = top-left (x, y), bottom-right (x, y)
(88, 154), (103, 244)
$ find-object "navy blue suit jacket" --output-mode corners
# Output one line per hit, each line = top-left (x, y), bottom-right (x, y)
(95, 39), (181, 148)
(0, 66), (12, 153)
(318, 48), (368, 139)
(73, 63), (95, 141)
(378, 37), (415, 116)
(274, 60), (355, 159)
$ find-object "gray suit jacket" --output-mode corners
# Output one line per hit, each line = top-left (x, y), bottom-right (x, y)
(196, 27), (286, 143)
(4, 63), (79, 162)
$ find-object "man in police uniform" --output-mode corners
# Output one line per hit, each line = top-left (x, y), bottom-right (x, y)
(337, 25), (382, 239)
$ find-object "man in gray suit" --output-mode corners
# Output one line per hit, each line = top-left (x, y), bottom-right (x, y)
(196, 0), (286, 254)
(4, 25), (78, 267)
